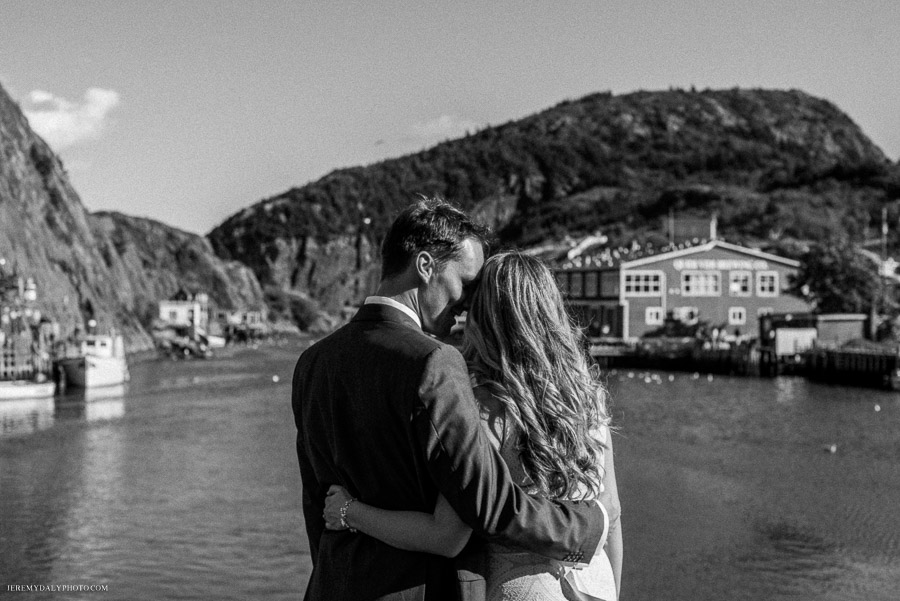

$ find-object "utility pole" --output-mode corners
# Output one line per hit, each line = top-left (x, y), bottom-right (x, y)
(882, 206), (888, 320)
(668, 207), (675, 245)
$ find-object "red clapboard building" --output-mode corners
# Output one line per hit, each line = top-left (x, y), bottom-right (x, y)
(555, 240), (812, 340)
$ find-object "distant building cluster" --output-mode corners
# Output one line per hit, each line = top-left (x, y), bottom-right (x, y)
(156, 288), (268, 346)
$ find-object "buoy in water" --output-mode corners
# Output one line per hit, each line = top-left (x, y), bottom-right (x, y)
(824, 444), (837, 454)
(272, 375), (280, 383)
(875, 404), (881, 412)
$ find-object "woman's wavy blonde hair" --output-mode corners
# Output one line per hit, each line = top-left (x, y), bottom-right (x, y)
(463, 251), (610, 500)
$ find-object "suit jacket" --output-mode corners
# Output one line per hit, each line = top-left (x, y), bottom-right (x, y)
(292, 303), (604, 601)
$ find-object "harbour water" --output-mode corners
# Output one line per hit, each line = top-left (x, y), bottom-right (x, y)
(1, 339), (898, 600)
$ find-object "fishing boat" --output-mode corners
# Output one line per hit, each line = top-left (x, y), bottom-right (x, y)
(1, 267), (58, 399)
(0, 379), (55, 400)
(57, 335), (130, 389)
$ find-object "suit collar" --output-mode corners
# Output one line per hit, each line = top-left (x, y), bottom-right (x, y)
(364, 296), (421, 327)
(351, 302), (421, 329)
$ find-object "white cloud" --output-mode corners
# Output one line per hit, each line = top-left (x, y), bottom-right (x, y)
(29, 89), (55, 104)
(410, 114), (481, 141)
(23, 87), (121, 150)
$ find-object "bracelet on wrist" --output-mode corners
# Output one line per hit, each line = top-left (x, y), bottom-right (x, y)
(339, 498), (358, 533)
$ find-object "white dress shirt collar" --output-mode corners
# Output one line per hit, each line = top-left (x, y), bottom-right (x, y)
(364, 296), (422, 328)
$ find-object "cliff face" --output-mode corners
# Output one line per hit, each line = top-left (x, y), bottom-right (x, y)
(209, 88), (899, 312)
(0, 83), (267, 349)
(89, 212), (266, 321)
(0, 85), (150, 346)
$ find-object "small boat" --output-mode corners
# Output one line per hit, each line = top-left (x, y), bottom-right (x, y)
(203, 333), (227, 349)
(0, 379), (56, 400)
(57, 335), (130, 389)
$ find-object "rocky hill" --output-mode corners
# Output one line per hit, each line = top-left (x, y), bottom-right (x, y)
(0, 83), (267, 349)
(209, 88), (900, 314)
(5, 83), (898, 338)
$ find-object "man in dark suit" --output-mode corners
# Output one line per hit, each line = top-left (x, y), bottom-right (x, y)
(292, 199), (606, 600)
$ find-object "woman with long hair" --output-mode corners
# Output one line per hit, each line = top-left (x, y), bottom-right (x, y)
(324, 252), (622, 600)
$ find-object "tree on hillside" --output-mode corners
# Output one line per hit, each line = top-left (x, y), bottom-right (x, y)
(791, 238), (881, 313)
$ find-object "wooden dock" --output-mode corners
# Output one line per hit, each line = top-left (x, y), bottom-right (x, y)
(590, 338), (900, 390)
(591, 340), (760, 375)
(803, 348), (900, 390)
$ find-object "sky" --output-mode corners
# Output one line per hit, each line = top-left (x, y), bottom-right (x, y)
(2, 1), (899, 235)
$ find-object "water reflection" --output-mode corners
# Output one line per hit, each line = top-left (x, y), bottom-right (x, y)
(774, 376), (802, 404)
(0, 385), (126, 438)
(0, 397), (56, 437)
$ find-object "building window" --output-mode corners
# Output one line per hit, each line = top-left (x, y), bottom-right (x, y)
(570, 273), (584, 298)
(729, 271), (751, 296)
(758, 307), (773, 316)
(682, 271), (721, 296)
(623, 271), (662, 296)
(584, 272), (598, 298)
(601, 271), (619, 297)
(673, 306), (699, 323)
(645, 307), (664, 325)
(757, 271), (779, 297)
(728, 307), (747, 325)
(555, 272), (569, 295)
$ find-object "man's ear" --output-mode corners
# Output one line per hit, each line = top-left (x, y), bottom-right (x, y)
(415, 251), (435, 283)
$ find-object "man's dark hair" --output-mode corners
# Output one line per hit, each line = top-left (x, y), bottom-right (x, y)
(380, 198), (491, 279)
